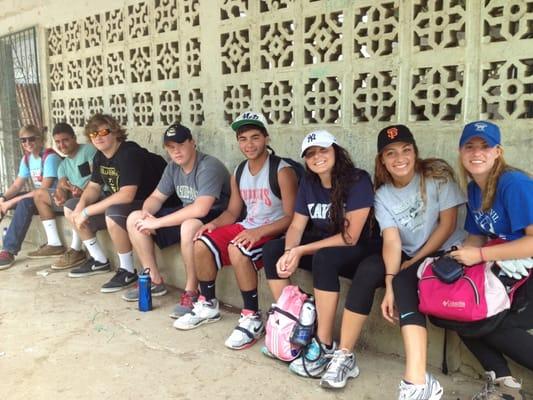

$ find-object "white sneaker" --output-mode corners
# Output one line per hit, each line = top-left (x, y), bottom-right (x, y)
(173, 297), (221, 330)
(398, 373), (443, 400)
(320, 349), (360, 389)
(224, 310), (265, 350)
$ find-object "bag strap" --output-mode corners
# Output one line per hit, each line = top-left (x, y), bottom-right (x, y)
(442, 328), (448, 375)
(234, 160), (247, 192)
(268, 154), (282, 199)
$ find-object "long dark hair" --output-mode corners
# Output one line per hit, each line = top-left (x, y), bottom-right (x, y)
(307, 143), (361, 244)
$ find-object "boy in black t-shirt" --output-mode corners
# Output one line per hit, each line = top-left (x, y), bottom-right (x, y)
(65, 114), (167, 293)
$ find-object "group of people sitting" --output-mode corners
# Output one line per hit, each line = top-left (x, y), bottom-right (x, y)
(0, 111), (531, 400)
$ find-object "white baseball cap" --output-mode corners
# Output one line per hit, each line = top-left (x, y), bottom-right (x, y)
(300, 130), (337, 157)
(231, 111), (268, 132)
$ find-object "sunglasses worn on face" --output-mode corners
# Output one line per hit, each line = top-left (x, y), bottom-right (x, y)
(20, 136), (37, 143)
(88, 128), (111, 140)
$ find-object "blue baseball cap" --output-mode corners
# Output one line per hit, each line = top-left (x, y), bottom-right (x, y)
(459, 121), (501, 148)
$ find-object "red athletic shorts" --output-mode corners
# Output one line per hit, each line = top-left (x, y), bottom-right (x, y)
(197, 223), (275, 270)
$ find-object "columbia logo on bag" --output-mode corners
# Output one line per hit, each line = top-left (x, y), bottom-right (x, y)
(442, 300), (466, 309)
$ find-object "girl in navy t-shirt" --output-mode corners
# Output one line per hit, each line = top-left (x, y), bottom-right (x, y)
(451, 121), (533, 399)
(262, 130), (379, 381)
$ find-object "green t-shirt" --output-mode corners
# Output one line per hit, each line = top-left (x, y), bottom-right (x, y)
(57, 143), (97, 189)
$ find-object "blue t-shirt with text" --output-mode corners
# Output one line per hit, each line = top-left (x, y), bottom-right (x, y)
(465, 170), (533, 241)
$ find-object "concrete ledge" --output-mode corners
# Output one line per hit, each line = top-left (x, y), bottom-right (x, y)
(9, 215), (533, 393)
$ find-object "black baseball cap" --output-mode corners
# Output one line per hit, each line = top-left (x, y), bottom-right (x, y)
(163, 123), (193, 144)
(377, 124), (416, 153)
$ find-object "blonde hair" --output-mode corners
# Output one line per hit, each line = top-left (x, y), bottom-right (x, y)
(19, 124), (44, 139)
(374, 143), (457, 206)
(459, 148), (525, 212)
(85, 114), (127, 142)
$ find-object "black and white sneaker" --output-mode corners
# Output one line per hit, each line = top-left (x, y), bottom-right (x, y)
(68, 257), (111, 278)
(100, 268), (138, 293)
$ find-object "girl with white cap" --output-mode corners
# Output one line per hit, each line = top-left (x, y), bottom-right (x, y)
(263, 129), (380, 380)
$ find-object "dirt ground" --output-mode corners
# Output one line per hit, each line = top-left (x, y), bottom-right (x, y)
(0, 246), (485, 400)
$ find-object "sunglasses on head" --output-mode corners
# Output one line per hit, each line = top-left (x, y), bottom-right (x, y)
(88, 128), (111, 140)
(19, 136), (37, 143)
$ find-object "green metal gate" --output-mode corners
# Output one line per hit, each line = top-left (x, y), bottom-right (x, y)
(0, 27), (42, 192)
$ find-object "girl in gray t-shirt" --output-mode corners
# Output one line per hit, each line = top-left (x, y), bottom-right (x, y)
(374, 125), (465, 399)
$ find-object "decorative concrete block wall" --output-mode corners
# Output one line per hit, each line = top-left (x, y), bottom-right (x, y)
(40, 0), (533, 173)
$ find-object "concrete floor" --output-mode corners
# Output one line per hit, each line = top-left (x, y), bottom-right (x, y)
(1, 245), (484, 400)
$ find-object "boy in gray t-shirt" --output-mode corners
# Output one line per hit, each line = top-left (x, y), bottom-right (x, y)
(123, 123), (230, 316)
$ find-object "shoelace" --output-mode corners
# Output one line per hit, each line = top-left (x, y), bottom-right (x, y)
(180, 292), (195, 307)
(472, 381), (496, 400)
(326, 352), (350, 375)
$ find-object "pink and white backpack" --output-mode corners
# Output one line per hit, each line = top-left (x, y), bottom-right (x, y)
(265, 285), (308, 362)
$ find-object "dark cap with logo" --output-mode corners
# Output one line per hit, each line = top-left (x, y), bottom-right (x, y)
(163, 123), (193, 144)
(377, 124), (416, 153)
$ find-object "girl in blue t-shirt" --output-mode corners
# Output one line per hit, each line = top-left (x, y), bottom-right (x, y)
(450, 121), (533, 399)
(0, 125), (60, 269)
(262, 130), (379, 380)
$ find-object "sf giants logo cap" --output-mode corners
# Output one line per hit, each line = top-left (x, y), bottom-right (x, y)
(231, 111), (268, 132)
(377, 124), (416, 153)
(387, 127), (399, 139)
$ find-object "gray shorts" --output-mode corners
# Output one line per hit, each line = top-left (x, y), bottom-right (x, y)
(65, 197), (143, 232)
(46, 189), (68, 213)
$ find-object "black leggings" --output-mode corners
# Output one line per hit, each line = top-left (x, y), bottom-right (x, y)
(392, 257), (428, 328)
(263, 234), (379, 296)
(460, 278), (533, 377)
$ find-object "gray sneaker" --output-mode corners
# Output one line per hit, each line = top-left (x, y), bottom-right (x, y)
(289, 338), (336, 378)
(122, 281), (167, 301)
(169, 290), (199, 318)
(68, 257), (111, 277)
(398, 373), (443, 400)
(320, 349), (360, 389)
(472, 371), (524, 400)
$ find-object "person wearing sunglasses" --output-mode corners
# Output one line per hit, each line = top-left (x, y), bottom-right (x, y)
(0, 125), (62, 270)
(64, 114), (172, 293)
(25, 122), (98, 269)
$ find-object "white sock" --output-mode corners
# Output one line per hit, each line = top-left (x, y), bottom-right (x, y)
(118, 251), (134, 273)
(70, 230), (82, 251)
(42, 219), (62, 246)
(83, 238), (107, 263)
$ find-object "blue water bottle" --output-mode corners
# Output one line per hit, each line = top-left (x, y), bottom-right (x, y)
(138, 268), (152, 312)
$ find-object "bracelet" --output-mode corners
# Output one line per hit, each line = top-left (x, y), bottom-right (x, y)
(385, 273), (396, 277)
(284, 248), (292, 253)
(81, 208), (90, 218)
(479, 247), (485, 262)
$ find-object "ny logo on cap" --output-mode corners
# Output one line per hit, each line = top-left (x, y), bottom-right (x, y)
(474, 122), (487, 132)
(307, 133), (316, 143)
(242, 112), (259, 120)
(166, 127), (176, 136)
(387, 127), (398, 139)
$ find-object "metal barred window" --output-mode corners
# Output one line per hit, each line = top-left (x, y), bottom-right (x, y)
(0, 27), (42, 192)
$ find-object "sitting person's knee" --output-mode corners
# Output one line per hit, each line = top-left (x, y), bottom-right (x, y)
(126, 210), (142, 230)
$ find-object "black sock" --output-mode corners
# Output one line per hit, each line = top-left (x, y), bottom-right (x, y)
(241, 289), (259, 312)
(199, 280), (216, 301)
